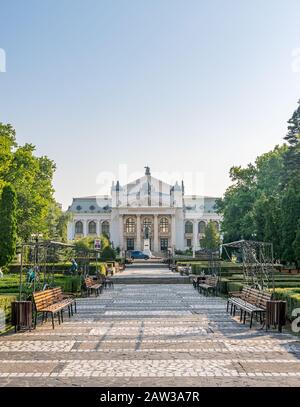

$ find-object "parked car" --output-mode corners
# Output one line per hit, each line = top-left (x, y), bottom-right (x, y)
(129, 250), (150, 260)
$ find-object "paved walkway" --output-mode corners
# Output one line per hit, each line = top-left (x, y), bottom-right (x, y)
(112, 263), (189, 284)
(0, 284), (300, 387)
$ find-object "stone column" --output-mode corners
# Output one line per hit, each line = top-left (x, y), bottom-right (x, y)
(67, 221), (74, 240)
(136, 215), (141, 250)
(83, 220), (88, 237)
(154, 215), (159, 252)
(96, 220), (100, 236)
(193, 220), (198, 256)
(119, 215), (124, 252)
(171, 215), (176, 249)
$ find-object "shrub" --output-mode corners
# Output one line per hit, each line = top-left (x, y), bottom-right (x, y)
(272, 288), (300, 320)
(101, 246), (116, 261)
(219, 278), (229, 294)
(62, 276), (82, 293)
(0, 294), (17, 330)
(227, 282), (243, 293)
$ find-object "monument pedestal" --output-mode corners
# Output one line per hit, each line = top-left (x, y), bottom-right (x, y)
(143, 238), (152, 257)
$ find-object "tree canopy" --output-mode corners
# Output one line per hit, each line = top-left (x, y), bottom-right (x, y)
(0, 185), (17, 268)
(0, 123), (67, 247)
(216, 100), (300, 265)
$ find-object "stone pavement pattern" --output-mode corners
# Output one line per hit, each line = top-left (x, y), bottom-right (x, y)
(0, 283), (300, 387)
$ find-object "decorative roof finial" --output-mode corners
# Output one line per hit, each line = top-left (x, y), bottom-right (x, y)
(144, 166), (151, 176)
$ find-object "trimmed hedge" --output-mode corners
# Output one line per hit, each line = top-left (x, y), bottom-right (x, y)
(7, 262), (110, 275)
(0, 294), (17, 331)
(227, 282), (243, 293)
(272, 288), (300, 320)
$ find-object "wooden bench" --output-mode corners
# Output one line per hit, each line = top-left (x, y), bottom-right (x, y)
(97, 273), (114, 289)
(198, 276), (219, 296)
(84, 277), (103, 296)
(177, 265), (191, 275)
(33, 288), (77, 329)
(227, 287), (272, 328)
(192, 276), (206, 289)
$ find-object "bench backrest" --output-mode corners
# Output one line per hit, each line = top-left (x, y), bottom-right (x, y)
(85, 277), (95, 287)
(33, 289), (57, 311)
(240, 286), (272, 308)
(51, 287), (64, 302)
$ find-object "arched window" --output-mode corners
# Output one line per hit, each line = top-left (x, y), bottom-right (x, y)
(88, 221), (96, 234)
(160, 217), (169, 233)
(101, 221), (110, 235)
(143, 218), (152, 232)
(198, 221), (206, 234)
(75, 221), (83, 234)
(185, 221), (193, 234)
(125, 218), (135, 233)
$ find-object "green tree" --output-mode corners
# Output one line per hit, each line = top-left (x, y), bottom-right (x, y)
(280, 183), (300, 263)
(46, 202), (72, 242)
(0, 185), (17, 269)
(285, 99), (300, 146)
(216, 165), (257, 242)
(101, 246), (116, 261)
(283, 100), (300, 187)
(293, 218), (300, 266)
(0, 123), (58, 242)
(200, 221), (220, 251)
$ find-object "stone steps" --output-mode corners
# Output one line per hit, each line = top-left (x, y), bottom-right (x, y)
(111, 277), (190, 284)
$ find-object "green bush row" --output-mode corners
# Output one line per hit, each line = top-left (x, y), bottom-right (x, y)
(6, 262), (110, 275)
(272, 288), (300, 320)
(0, 294), (17, 331)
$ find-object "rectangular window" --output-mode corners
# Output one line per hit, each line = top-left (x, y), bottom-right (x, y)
(186, 238), (192, 247)
(127, 238), (134, 251)
(160, 238), (168, 251)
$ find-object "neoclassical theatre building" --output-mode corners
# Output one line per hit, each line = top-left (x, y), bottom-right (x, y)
(67, 168), (222, 255)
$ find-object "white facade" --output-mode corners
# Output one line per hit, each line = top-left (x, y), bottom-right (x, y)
(67, 169), (221, 255)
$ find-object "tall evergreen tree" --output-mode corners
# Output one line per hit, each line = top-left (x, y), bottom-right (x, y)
(0, 185), (17, 269)
(283, 100), (300, 188)
(285, 99), (300, 146)
(280, 184), (300, 263)
(293, 218), (300, 267)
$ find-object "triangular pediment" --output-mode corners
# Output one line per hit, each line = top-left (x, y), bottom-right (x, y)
(115, 175), (180, 207)
(123, 175), (173, 196)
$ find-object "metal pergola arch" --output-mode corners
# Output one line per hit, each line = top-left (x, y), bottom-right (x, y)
(222, 239), (275, 291)
(18, 240), (102, 300)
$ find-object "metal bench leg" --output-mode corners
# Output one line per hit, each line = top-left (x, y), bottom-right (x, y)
(250, 313), (254, 329)
(240, 309), (243, 322)
(61, 310), (64, 323)
(243, 312), (247, 325)
(57, 312), (61, 325)
(68, 306), (71, 318)
(227, 301), (229, 312)
(51, 313), (55, 329)
(74, 301), (77, 313)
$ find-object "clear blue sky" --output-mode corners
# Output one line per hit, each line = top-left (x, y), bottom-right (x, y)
(1, 0), (300, 209)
